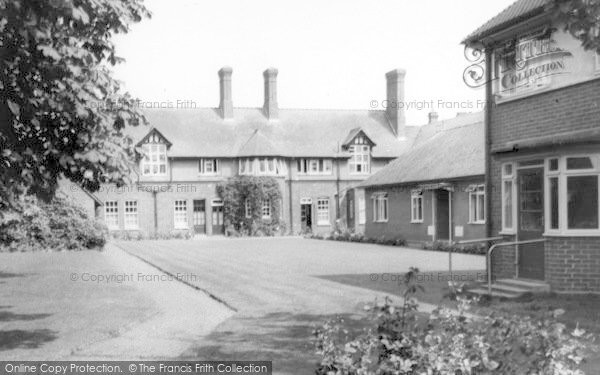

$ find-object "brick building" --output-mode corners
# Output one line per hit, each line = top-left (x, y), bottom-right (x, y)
(93, 68), (431, 236)
(360, 112), (486, 247)
(464, 0), (600, 292)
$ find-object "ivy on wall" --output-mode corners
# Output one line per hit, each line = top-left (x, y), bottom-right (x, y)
(216, 176), (284, 236)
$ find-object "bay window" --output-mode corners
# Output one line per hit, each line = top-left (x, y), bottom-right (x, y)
(297, 158), (333, 175)
(239, 158), (287, 176)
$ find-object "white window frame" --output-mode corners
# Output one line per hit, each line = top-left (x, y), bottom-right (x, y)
(239, 158), (286, 176)
(349, 145), (370, 175)
(141, 143), (167, 176)
(316, 198), (330, 226)
(358, 196), (366, 225)
(544, 154), (600, 236)
(297, 158), (333, 175)
(468, 185), (486, 224)
(104, 201), (119, 230)
(372, 192), (388, 223)
(261, 199), (271, 219)
(199, 158), (219, 176)
(501, 162), (517, 234)
(124, 200), (138, 229)
(174, 200), (188, 229)
(245, 199), (252, 218)
(411, 192), (424, 223)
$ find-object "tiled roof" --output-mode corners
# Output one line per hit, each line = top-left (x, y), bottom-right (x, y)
(360, 112), (484, 187)
(463, 0), (548, 44)
(127, 107), (420, 159)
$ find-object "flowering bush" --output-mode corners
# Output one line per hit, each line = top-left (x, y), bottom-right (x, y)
(315, 268), (591, 374)
(0, 195), (107, 252)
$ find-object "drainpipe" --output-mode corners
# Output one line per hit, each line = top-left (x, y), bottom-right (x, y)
(335, 157), (341, 220)
(288, 159), (294, 234)
(484, 48), (493, 239)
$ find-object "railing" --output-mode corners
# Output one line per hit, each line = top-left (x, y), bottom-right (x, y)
(450, 237), (504, 278)
(485, 239), (546, 295)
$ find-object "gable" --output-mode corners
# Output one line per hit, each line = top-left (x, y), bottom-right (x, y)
(342, 128), (376, 150)
(136, 128), (173, 149)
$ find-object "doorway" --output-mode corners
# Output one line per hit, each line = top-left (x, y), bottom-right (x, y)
(301, 202), (312, 233)
(435, 189), (450, 241)
(517, 167), (545, 280)
(211, 199), (224, 235)
(192, 200), (206, 234)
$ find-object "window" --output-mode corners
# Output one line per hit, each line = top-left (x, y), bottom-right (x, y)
(297, 158), (333, 175)
(501, 162), (516, 233)
(124, 201), (138, 229)
(469, 185), (486, 224)
(372, 193), (388, 222)
(199, 158), (219, 175)
(174, 200), (188, 229)
(141, 143), (167, 176)
(317, 198), (330, 225)
(358, 196), (366, 225)
(567, 176), (598, 229)
(411, 192), (423, 223)
(349, 145), (370, 174)
(104, 201), (118, 229)
(261, 199), (271, 219)
(239, 158), (287, 176)
(245, 199), (252, 218)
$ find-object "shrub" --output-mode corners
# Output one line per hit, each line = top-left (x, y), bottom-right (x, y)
(424, 240), (488, 255)
(310, 230), (406, 248)
(314, 268), (591, 375)
(0, 195), (107, 252)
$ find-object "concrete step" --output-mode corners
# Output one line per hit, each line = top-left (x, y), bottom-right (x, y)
(468, 287), (520, 299)
(495, 278), (551, 292)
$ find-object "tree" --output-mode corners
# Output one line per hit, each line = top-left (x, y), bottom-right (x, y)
(548, 0), (600, 53)
(0, 0), (150, 210)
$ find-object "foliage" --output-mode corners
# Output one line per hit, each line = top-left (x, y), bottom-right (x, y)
(315, 268), (591, 375)
(548, 0), (600, 53)
(310, 230), (407, 247)
(0, 194), (107, 251)
(0, 0), (150, 210)
(424, 240), (488, 255)
(110, 229), (193, 241)
(216, 176), (284, 236)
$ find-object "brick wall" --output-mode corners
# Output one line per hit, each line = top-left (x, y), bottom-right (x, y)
(546, 237), (600, 292)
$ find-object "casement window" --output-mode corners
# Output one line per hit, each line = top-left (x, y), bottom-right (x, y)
(316, 198), (330, 225)
(501, 163), (517, 233)
(468, 185), (486, 224)
(141, 143), (167, 176)
(358, 196), (366, 225)
(239, 158), (287, 176)
(174, 200), (188, 229)
(297, 159), (333, 175)
(349, 145), (370, 175)
(411, 192), (423, 223)
(245, 199), (252, 218)
(261, 199), (271, 219)
(199, 158), (219, 175)
(124, 201), (138, 229)
(104, 201), (119, 229)
(545, 155), (600, 235)
(372, 193), (388, 223)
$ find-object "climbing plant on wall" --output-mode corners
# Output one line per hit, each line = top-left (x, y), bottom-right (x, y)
(216, 176), (284, 236)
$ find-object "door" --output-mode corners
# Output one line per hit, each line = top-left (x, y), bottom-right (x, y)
(517, 168), (545, 280)
(192, 200), (206, 234)
(301, 204), (312, 233)
(436, 190), (450, 241)
(347, 190), (355, 230)
(211, 201), (224, 235)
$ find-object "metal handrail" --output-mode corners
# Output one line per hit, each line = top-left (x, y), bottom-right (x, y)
(455, 236), (504, 245)
(486, 239), (546, 295)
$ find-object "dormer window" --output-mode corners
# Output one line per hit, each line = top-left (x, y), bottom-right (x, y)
(141, 143), (167, 176)
(349, 145), (370, 175)
(199, 158), (220, 176)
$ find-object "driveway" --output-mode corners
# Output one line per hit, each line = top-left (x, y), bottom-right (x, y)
(117, 237), (484, 374)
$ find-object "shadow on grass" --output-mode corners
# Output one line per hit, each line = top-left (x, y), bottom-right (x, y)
(181, 311), (373, 374)
(0, 307), (52, 322)
(0, 329), (58, 351)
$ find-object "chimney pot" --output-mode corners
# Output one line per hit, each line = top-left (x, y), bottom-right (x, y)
(428, 111), (439, 124)
(385, 69), (406, 138)
(218, 66), (233, 120)
(263, 68), (279, 120)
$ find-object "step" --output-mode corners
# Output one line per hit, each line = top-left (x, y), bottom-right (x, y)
(467, 288), (521, 299)
(495, 278), (551, 292)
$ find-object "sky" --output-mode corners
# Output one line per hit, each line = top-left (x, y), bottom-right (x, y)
(112, 0), (516, 125)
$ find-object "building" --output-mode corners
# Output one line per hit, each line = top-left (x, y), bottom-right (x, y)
(464, 0), (600, 292)
(94, 68), (428, 236)
(360, 112), (486, 247)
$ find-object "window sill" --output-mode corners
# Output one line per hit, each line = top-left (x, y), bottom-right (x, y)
(543, 231), (600, 237)
(373, 220), (389, 223)
(498, 230), (516, 236)
(468, 221), (486, 225)
(317, 222), (331, 226)
(174, 226), (189, 230)
(411, 220), (424, 224)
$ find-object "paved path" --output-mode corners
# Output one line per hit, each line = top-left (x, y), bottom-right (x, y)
(117, 238), (484, 374)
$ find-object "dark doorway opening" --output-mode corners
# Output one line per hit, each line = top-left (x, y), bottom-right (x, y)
(436, 189), (450, 241)
(212, 201), (224, 235)
(301, 203), (312, 233)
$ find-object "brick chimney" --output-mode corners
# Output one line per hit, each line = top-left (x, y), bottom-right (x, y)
(263, 68), (278, 120)
(428, 111), (439, 124)
(385, 69), (406, 138)
(218, 67), (233, 120)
